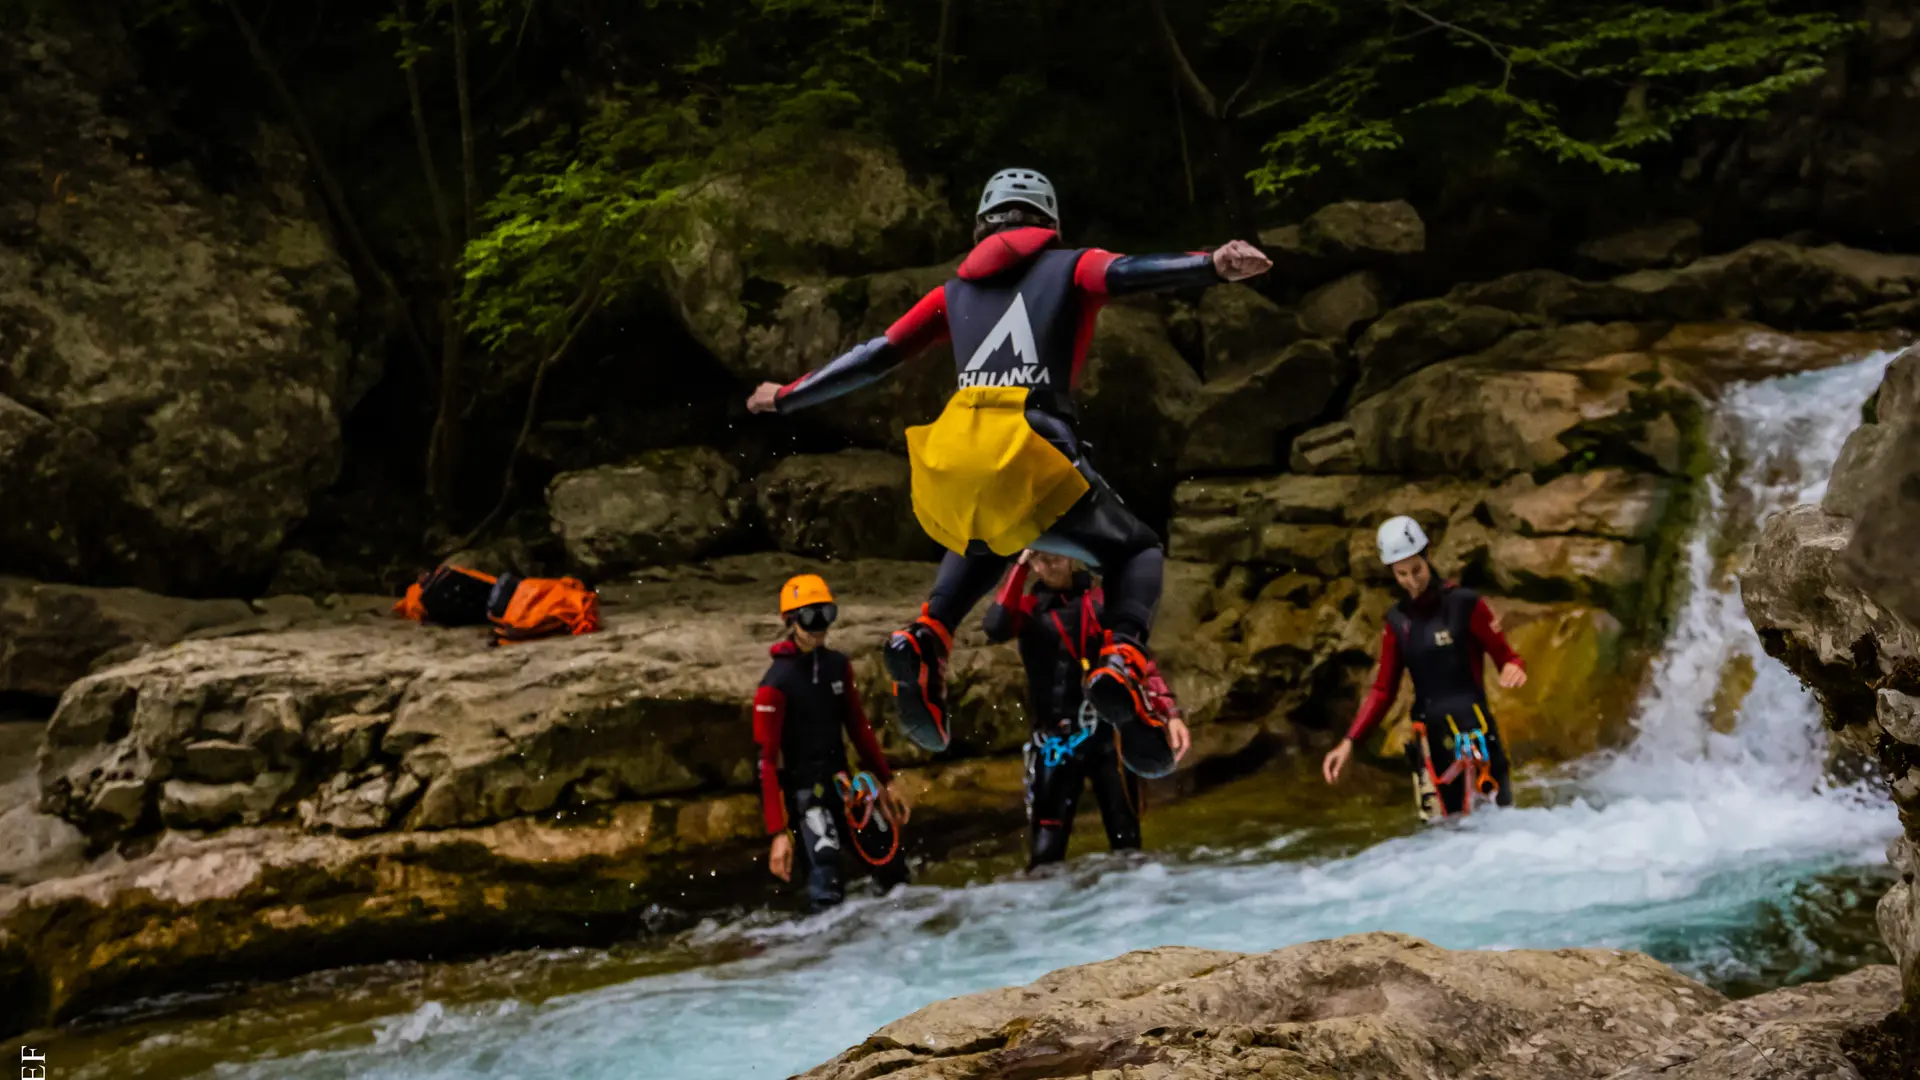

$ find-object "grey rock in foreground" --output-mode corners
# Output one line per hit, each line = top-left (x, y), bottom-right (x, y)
(800, 931), (1898, 1080)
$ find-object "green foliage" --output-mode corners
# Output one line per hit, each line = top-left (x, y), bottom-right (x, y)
(1243, 0), (1857, 196)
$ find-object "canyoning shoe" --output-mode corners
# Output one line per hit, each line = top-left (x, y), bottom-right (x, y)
(885, 606), (954, 752)
(1085, 634), (1177, 779)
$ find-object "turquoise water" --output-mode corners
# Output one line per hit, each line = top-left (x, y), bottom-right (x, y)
(43, 354), (1905, 1079)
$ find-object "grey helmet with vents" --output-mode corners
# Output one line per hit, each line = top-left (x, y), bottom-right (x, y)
(976, 168), (1059, 227)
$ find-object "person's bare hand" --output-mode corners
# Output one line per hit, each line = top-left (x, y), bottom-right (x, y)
(1213, 240), (1272, 282)
(768, 832), (794, 881)
(1322, 739), (1354, 784)
(747, 382), (782, 414)
(1499, 661), (1528, 690)
(881, 782), (912, 826)
(1167, 718), (1192, 762)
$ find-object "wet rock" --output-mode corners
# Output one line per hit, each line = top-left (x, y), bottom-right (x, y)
(1489, 534), (1648, 607)
(1840, 349), (1920, 627)
(1574, 219), (1704, 273)
(547, 448), (745, 576)
(800, 932), (1723, 1080)
(1298, 200), (1426, 262)
(1298, 269), (1392, 341)
(1652, 323), (1904, 383)
(0, 578), (253, 699)
(1610, 965), (1901, 1080)
(0, 18), (364, 592)
(1179, 340), (1348, 472)
(1350, 300), (1534, 401)
(179, 740), (263, 785)
(1322, 349), (1695, 480)
(1076, 304), (1203, 518)
(1485, 470), (1670, 540)
(1198, 284), (1310, 380)
(1446, 270), (1635, 322)
(753, 450), (932, 561)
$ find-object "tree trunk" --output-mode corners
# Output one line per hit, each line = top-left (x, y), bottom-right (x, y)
(225, 0), (437, 386)
(452, 0), (479, 241)
(933, 0), (959, 99)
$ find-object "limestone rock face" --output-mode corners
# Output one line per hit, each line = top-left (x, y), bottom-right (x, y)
(1350, 300), (1535, 402)
(1179, 340), (1348, 473)
(801, 932), (1774, 1080)
(1298, 269), (1392, 341)
(1076, 304), (1204, 518)
(1199, 284), (1310, 380)
(1574, 219), (1704, 273)
(753, 450), (933, 561)
(0, 12), (364, 592)
(0, 579), (254, 699)
(547, 448), (745, 575)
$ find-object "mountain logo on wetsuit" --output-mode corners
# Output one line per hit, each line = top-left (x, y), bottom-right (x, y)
(958, 293), (1049, 389)
(1434, 630), (1454, 646)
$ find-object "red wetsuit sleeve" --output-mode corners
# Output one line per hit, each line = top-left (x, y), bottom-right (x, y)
(1470, 598), (1523, 670)
(982, 561), (1033, 642)
(843, 682), (892, 783)
(1075, 250), (1122, 296)
(1345, 623), (1404, 743)
(773, 286), (948, 412)
(884, 284), (951, 354)
(753, 685), (788, 834)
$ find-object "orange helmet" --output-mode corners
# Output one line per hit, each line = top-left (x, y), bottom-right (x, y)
(779, 574), (835, 614)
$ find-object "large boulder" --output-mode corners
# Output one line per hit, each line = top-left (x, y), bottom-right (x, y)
(1198, 284), (1310, 380)
(1350, 300), (1535, 401)
(1298, 199), (1427, 262)
(1485, 470), (1671, 540)
(0, 579), (254, 699)
(1178, 340), (1348, 473)
(753, 450), (933, 561)
(801, 932), (1749, 1080)
(1574, 219), (1704, 274)
(1840, 346), (1920, 626)
(660, 136), (961, 449)
(1298, 269), (1392, 341)
(0, 13), (365, 592)
(547, 448), (745, 575)
(1299, 348), (1698, 480)
(1075, 304), (1203, 519)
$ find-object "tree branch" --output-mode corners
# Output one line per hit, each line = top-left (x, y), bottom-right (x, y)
(440, 283), (603, 555)
(1395, 1), (1513, 89)
(224, 0), (438, 389)
(1221, 27), (1278, 119)
(451, 0), (480, 241)
(1147, 0), (1220, 118)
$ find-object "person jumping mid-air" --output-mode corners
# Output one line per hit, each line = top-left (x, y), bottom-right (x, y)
(748, 168), (1269, 778)
(1321, 516), (1529, 820)
(985, 550), (1191, 868)
(754, 575), (912, 910)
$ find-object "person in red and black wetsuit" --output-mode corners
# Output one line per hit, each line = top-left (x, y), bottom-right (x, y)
(746, 168), (1269, 780)
(754, 574), (910, 910)
(985, 551), (1192, 868)
(1322, 516), (1529, 817)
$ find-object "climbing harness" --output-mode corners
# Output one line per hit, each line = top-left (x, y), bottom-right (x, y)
(834, 770), (902, 867)
(1036, 701), (1101, 768)
(1411, 706), (1500, 822)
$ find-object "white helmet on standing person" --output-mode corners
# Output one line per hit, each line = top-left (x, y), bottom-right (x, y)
(976, 168), (1059, 227)
(1376, 515), (1429, 566)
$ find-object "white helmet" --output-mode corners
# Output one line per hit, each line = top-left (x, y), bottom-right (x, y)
(1376, 515), (1429, 566)
(977, 168), (1059, 224)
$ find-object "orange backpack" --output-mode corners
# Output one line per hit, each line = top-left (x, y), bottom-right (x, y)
(394, 564), (501, 626)
(489, 576), (602, 645)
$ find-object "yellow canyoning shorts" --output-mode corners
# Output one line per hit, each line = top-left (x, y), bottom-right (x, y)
(904, 386), (1090, 556)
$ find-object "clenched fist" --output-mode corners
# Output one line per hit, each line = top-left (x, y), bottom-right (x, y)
(1212, 239), (1272, 282)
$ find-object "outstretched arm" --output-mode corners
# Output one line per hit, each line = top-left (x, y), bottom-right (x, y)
(748, 285), (950, 414)
(1076, 240), (1271, 298)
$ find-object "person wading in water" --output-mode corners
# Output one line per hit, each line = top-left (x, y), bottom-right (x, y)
(754, 575), (911, 910)
(1321, 516), (1528, 819)
(747, 168), (1269, 780)
(984, 550), (1191, 868)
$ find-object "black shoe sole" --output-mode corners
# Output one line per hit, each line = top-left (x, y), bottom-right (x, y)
(1086, 670), (1176, 779)
(885, 636), (950, 752)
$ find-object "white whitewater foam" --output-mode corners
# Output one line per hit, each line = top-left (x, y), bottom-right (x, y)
(191, 355), (1902, 1080)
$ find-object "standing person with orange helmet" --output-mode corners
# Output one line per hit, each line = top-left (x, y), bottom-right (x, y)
(754, 574), (911, 910)
(1321, 516), (1529, 820)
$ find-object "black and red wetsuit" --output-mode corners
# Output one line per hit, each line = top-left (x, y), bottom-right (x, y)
(773, 227), (1223, 646)
(1346, 582), (1525, 814)
(984, 562), (1142, 867)
(752, 640), (904, 909)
